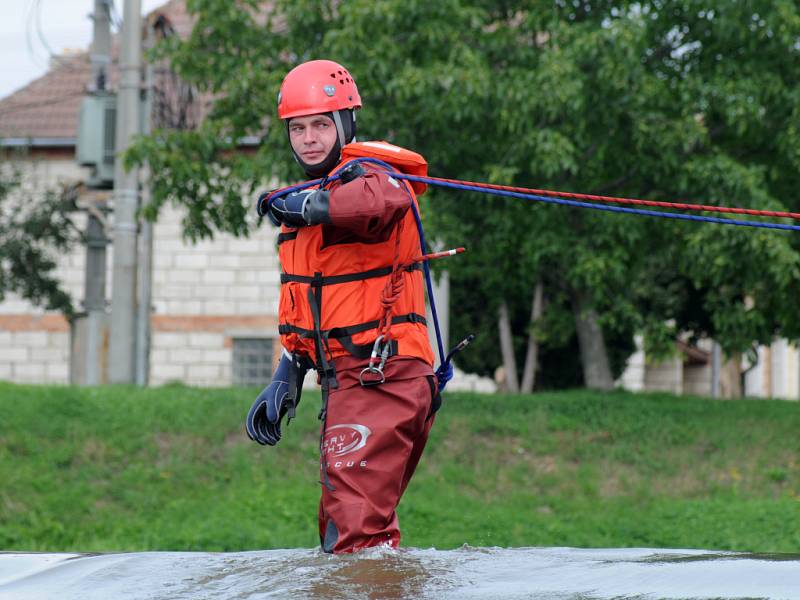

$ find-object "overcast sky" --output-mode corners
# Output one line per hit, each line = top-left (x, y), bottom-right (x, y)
(0, 0), (167, 99)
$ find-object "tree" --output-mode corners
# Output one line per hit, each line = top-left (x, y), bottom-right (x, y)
(127, 0), (800, 389)
(0, 160), (81, 318)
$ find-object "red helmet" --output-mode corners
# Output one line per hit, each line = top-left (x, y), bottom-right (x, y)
(278, 59), (362, 119)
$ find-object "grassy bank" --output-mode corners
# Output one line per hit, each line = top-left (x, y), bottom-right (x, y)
(1, 383), (798, 553)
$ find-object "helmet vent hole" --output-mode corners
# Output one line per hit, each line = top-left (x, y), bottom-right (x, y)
(340, 79), (344, 84)
(330, 73), (336, 78)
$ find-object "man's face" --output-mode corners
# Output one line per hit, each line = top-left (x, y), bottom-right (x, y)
(288, 114), (338, 165)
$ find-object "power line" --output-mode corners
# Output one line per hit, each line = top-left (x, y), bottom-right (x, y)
(26, 0), (97, 74)
(34, 0), (58, 59)
(25, 0), (49, 72)
(0, 91), (86, 117)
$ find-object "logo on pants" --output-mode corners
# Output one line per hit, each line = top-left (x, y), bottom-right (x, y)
(323, 424), (371, 457)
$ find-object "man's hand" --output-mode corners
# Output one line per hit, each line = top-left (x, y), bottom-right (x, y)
(245, 351), (306, 445)
(264, 189), (315, 227)
(257, 188), (332, 228)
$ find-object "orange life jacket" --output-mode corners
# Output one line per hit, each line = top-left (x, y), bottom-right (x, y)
(277, 141), (435, 370)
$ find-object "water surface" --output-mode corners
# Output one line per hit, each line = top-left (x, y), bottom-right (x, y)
(1, 546), (798, 599)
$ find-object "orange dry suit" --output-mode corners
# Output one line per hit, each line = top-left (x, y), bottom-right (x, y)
(277, 141), (435, 376)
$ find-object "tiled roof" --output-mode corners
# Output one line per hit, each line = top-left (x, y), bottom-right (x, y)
(0, 53), (91, 142)
(0, 0), (194, 145)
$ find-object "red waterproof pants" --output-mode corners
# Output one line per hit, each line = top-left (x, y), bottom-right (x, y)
(318, 357), (437, 553)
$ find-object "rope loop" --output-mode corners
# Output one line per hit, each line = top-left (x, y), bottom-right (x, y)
(378, 211), (406, 340)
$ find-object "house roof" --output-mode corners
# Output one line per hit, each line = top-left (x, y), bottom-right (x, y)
(0, 53), (91, 145)
(677, 340), (711, 365)
(0, 0), (193, 148)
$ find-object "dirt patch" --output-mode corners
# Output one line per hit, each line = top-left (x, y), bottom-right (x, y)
(73, 439), (110, 466)
(151, 431), (210, 467)
(1, 493), (26, 515)
(223, 429), (248, 449)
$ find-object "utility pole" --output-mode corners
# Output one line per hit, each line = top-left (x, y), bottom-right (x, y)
(135, 20), (155, 386)
(81, 0), (112, 385)
(90, 0), (112, 92)
(108, 0), (142, 383)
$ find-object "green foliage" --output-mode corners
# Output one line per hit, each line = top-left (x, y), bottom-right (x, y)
(126, 1), (800, 381)
(0, 160), (81, 317)
(1, 383), (799, 553)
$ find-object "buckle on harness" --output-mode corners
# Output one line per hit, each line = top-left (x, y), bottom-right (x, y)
(359, 335), (390, 386)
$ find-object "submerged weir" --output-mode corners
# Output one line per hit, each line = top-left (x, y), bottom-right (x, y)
(1, 546), (799, 599)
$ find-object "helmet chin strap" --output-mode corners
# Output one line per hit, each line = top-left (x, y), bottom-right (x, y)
(331, 110), (346, 148)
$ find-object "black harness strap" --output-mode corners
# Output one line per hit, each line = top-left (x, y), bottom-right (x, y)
(277, 231), (298, 245)
(284, 353), (312, 421)
(279, 312), (425, 362)
(306, 275), (338, 389)
(280, 262), (422, 286)
(304, 271), (338, 493)
(279, 312), (427, 340)
(339, 337), (399, 360)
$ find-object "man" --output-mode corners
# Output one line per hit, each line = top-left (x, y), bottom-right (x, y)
(246, 59), (440, 554)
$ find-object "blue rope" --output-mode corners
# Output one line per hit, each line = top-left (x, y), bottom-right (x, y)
(394, 175), (800, 233)
(263, 160), (799, 391)
(262, 170), (800, 233)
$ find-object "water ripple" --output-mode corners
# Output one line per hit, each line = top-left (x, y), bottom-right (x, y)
(1, 546), (798, 600)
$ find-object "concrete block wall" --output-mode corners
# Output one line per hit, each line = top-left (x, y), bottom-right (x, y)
(643, 356), (683, 394)
(0, 160), (82, 384)
(788, 346), (800, 401)
(744, 341), (800, 400)
(617, 334), (685, 394)
(0, 157), (282, 386)
(147, 207), (280, 386)
(682, 364), (711, 397)
(148, 322), (277, 387)
(150, 207), (280, 318)
(0, 160), (89, 316)
(769, 339), (798, 400)
(0, 319), (70, 383)
(150, 330), (230, 386)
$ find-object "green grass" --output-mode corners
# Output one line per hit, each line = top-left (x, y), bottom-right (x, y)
(1, 382), (798, 553)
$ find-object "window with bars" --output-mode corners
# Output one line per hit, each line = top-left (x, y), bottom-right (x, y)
(232, 337), (274, 387)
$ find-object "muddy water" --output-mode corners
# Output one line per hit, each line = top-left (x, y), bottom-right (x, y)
(1, 546), (799, 600)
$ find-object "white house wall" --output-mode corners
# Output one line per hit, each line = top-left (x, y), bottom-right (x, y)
(743, 341), (799, 401)
(768, 339), (799, 400)
(616, 334), (646, 392)
(146, 204), (281, 387)
(0, 157), (283, 386)
(0, 327), (70, 383)
(0, 158), (87, 383)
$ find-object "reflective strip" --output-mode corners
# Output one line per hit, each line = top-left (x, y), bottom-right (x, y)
(361, 141), (403, 153)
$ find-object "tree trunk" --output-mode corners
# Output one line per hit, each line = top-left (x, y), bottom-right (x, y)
(497, 301), (519, 393)
(572, 289), (614, 390)
(520, 281), (544, 393)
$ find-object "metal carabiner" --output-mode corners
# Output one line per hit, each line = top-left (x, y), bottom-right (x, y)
(359, 335), (390, 386)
